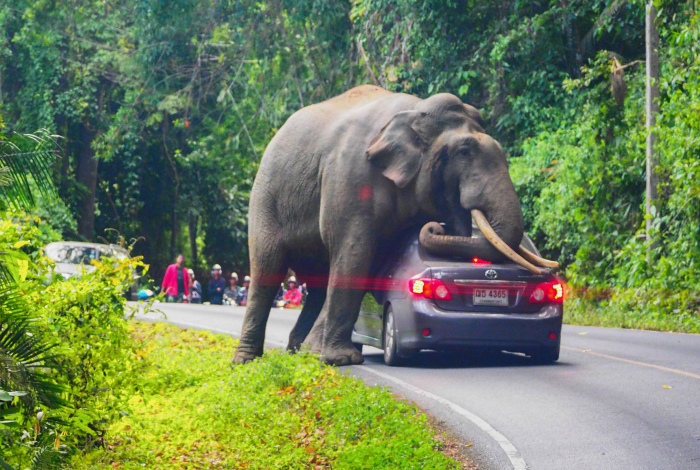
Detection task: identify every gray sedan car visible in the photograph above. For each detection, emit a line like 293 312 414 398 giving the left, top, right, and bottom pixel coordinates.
352 227 564 366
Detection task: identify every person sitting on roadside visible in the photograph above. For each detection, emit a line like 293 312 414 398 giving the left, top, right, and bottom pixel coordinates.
208 264 226 305
188 268 202 304
223 272 240 305
300 282 308 304
236 275 251 307
161 254 189 303
282 276 302 308
274 283 284 304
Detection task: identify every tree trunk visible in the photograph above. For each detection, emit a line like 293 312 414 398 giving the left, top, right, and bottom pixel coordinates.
76 123 98 240
189 212 198 270
645 2 660 253
76 83 107 241
162 119 180 260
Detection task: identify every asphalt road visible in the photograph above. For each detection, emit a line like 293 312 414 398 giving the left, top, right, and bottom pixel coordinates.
131 302 700 470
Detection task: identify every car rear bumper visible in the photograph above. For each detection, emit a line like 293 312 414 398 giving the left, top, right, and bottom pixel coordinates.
394 297 563 352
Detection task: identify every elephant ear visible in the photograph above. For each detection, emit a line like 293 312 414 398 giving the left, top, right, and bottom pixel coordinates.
366 110 427 188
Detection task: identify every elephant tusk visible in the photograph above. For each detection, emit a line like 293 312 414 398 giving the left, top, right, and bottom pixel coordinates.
517 245 559 269
471 209 542 274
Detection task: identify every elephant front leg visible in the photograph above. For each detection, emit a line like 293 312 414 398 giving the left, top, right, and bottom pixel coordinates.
304 242 373 366
233 244 286 364
233 281 281 364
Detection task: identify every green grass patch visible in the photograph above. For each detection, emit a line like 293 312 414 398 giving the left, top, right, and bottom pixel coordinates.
73 321 459 469
565 290 700 334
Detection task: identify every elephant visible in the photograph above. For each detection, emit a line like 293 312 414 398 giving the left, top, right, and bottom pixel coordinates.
233 85 557 366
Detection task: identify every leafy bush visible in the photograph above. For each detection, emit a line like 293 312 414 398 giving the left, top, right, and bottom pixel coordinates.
511 8 700 331
74 322 459 470
0 215 146 469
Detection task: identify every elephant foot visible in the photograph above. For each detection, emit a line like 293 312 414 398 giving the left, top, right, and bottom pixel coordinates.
287 339 303 353
232 347 262 365
320 345 364 367
302 331 324 355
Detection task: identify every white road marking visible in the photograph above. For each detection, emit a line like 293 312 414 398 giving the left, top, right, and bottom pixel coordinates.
356 365 528 470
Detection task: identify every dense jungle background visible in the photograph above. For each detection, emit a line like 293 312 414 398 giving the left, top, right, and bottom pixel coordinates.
2 0 700 326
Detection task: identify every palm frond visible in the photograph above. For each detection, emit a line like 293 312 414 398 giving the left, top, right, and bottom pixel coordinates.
0 259 15 290
0 166 10 188
581 0 628 56
0 248 31 290
0 129 59 211
0 284 66 419
0 456 15 470
29 445 67 470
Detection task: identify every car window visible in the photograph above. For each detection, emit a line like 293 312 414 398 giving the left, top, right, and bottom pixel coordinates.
46 245 100 265
416 225 543 262
521 234 540 255
471 225 541 256
109 246 130 260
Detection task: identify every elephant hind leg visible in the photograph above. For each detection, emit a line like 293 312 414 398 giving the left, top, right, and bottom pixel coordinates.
288 287 327 353
233 245 286 364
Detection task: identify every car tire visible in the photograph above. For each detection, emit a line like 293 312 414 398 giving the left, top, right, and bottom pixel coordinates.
383 307 404 366
530 344 560 364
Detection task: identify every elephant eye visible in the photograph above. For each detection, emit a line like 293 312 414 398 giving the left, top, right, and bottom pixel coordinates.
456 137 479 159
457 146 472 158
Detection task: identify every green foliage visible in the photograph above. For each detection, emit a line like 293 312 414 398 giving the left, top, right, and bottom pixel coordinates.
0 216 146 469
511 4 700 330
74 322 458 469
349 0 644 151
566 289 700 333
0 130 58 210
0 123 67 469
2 1 699 330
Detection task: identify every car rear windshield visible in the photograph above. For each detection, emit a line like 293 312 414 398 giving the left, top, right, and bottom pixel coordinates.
46 245 102 265
418 225 541 262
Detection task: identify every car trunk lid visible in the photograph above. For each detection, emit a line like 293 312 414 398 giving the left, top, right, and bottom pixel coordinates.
426 263 553 313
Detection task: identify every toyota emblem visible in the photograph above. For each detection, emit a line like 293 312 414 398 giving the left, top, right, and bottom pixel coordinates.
485 269 498 279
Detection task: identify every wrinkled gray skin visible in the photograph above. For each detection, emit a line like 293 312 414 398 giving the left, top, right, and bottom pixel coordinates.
233 85 525 366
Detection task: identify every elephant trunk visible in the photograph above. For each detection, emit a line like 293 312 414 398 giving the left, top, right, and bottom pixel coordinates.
420 175 557 273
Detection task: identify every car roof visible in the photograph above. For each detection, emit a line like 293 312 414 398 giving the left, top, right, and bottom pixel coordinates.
45 241 129 254
388 225 544 270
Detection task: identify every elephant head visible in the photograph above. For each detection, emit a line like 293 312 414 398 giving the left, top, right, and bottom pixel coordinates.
366 93 557 273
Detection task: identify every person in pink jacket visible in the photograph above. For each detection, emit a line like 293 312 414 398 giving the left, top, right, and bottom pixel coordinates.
282 276 302 308
161 254 190 302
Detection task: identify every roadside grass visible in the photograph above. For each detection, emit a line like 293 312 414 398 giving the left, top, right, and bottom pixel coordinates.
565 297 700 334
73 321 460 469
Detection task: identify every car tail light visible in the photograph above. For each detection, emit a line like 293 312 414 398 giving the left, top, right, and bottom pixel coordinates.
529 280 564 304
409 277 452 301
471 257 491 265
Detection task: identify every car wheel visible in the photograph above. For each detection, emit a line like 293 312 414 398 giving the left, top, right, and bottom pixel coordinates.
530 344 560 364
383 307 403 366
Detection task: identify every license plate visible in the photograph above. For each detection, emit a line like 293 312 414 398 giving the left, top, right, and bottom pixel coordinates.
473 288 509 306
